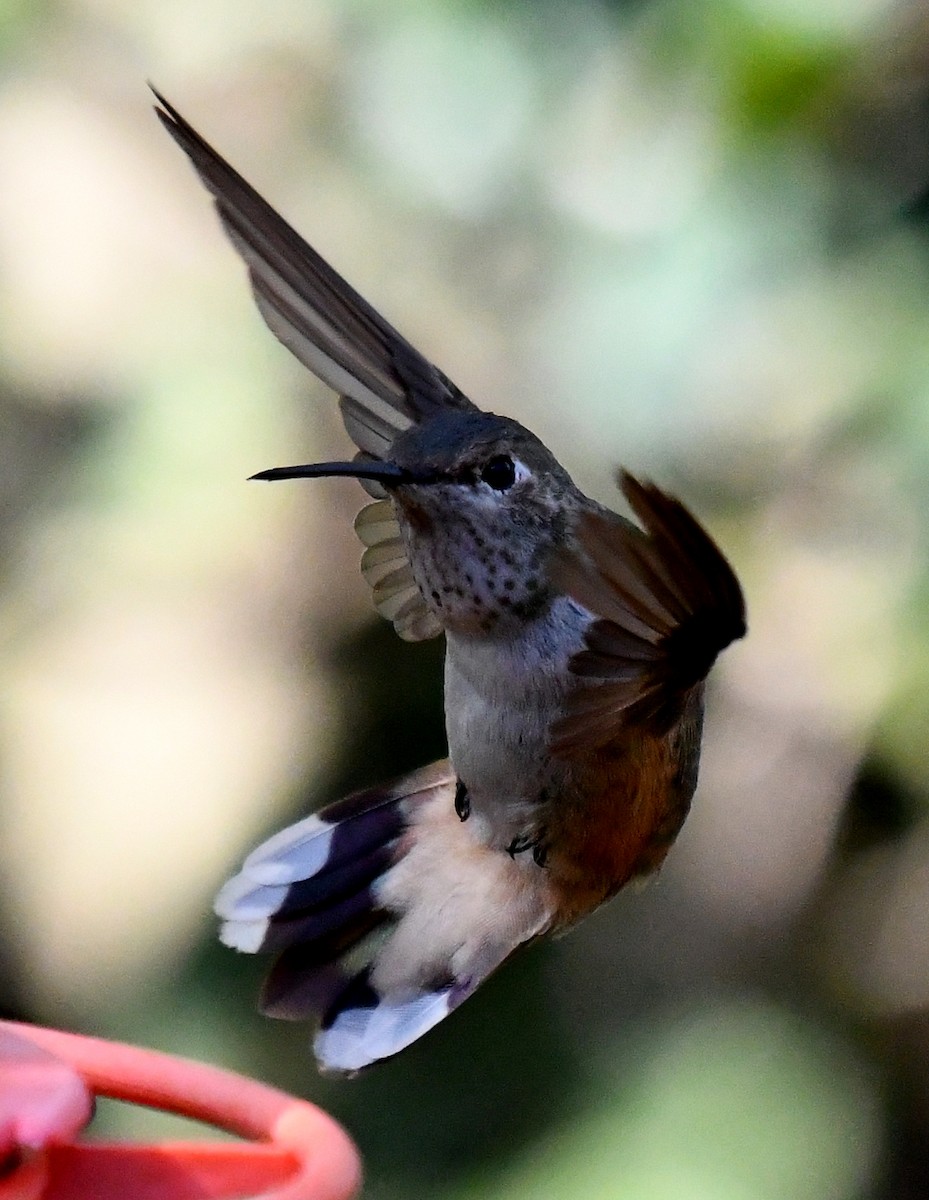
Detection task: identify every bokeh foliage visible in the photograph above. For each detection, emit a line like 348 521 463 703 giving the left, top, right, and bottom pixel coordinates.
2 1 929 1196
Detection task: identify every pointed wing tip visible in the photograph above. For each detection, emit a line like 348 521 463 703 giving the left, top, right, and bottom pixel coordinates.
150 85 181 134
151 89 209 169
616 467 673 523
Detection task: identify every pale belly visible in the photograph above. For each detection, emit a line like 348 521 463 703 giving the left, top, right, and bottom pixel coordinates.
443 595 590 850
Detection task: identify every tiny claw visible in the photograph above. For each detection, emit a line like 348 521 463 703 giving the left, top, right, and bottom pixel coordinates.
506 833 535 859
506 831 549 867
455 780 470 822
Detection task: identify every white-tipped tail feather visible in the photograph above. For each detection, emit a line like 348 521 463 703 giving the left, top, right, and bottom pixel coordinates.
316 985 463 1075
214 760 555 1073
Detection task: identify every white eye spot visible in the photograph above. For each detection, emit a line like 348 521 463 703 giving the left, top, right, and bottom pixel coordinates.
511 458 531 485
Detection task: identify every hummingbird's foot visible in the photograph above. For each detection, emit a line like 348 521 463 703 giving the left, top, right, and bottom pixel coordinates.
506 831 548 867
454 779 470 822
506 832 533 858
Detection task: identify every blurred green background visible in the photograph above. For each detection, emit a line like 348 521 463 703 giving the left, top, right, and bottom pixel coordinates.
3 0 929 1196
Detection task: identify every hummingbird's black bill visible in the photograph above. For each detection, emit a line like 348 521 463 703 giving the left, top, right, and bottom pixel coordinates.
249 460 438 486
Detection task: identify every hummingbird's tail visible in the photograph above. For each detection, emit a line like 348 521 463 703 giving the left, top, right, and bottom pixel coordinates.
215 760 553 1074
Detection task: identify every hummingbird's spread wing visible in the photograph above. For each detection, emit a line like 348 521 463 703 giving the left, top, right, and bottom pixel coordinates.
153 92 477 439
154 91 468 641
550 471 746 754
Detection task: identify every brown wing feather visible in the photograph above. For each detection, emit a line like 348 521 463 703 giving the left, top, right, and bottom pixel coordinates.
152 90 478 450
154 91 455 641
551 470 746 753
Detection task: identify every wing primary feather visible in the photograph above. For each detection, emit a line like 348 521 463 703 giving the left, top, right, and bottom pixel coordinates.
551 471 746 751
152 90 478 444
154 92 455 643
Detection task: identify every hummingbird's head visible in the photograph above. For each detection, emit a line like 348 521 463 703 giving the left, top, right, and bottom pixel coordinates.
389 410 573 500
250 410 583 633
384 411 582 632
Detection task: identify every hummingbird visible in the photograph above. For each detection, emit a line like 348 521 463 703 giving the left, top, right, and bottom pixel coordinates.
154 92 746 1074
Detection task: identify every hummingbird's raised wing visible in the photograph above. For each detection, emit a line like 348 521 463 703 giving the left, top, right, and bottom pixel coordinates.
154 91 476 640
550 472 746 754
153 91 477 443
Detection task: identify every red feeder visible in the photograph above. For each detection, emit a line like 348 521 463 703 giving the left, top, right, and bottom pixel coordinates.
0 1021 361 1200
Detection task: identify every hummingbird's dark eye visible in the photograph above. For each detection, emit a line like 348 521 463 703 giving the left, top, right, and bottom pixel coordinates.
480 455 517 491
